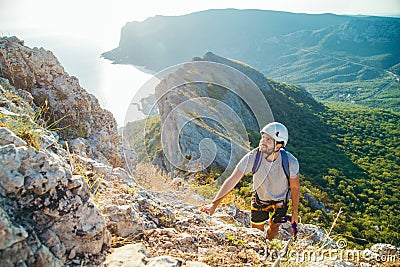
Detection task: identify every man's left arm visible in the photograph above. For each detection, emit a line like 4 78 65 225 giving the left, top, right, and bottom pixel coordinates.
290 175 300 225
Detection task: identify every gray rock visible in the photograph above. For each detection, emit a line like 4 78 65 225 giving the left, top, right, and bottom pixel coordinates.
101 243 149 267
0 206 28 250
0 114 110 265
305 258 354 267
103 204 143 237
146 256 183 267
0 127 27 147
370 243 398 255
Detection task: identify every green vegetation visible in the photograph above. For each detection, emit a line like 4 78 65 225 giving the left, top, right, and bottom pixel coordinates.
0 112 41 150
302 77 400 112
321 103 400 247
0 81 66 150
123 115 161 162
225 233 244 245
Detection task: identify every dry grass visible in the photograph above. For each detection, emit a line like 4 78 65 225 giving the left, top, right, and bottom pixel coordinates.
72 161 104 199
134 162 174 191
1 81 67 151
133 162 217 207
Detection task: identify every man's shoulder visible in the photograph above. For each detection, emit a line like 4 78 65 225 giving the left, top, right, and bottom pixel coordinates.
281 149 300 177
244 148 259 158
239 148 260 165
236 148 259 174
282 150 299 165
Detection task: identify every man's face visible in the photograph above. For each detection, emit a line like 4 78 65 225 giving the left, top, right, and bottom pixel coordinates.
259 133 276 154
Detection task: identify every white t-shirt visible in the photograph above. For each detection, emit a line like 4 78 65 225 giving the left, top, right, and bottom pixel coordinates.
236 149 299 201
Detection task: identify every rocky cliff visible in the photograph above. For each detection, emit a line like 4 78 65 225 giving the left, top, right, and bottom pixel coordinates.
0 36 134 266
124 51 320 180
152 53 274 180
0 37 136 169
1 36 398 267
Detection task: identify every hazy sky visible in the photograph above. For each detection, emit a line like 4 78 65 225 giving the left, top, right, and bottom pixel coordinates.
1 0 400 49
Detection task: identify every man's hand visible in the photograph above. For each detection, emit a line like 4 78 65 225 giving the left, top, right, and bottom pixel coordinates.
200 203 218 216
199 168 245 216
290 211 299 237
291 211 298 225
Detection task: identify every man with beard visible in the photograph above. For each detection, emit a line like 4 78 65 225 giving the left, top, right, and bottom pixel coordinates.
200 122 300 240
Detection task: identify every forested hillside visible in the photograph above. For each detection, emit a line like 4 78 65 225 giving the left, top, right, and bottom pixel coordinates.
322 103 399 246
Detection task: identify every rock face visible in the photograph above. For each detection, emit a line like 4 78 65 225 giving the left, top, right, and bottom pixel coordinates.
197 52 270 93
336 19 400 47
150 53 274 179
0 36 135 169
0 82 111 266
0 37 136 266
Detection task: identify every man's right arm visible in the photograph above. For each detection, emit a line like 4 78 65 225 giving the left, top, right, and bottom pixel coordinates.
200 167 245 215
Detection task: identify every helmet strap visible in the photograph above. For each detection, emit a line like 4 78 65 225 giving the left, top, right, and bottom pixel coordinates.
274 141 281 153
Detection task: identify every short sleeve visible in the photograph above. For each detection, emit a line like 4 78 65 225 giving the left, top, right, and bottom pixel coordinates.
287 152 300 178
236 151 254 175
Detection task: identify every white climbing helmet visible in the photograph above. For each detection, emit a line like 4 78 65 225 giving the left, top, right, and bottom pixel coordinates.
260 122 289 147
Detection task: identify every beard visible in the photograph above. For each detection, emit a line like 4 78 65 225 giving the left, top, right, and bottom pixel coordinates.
259 144 274 155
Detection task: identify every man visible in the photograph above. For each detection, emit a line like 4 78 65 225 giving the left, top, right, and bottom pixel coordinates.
200 122 300 240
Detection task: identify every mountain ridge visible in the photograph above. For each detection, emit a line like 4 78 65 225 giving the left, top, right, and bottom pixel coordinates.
103 8 354 70
103 8 400 112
